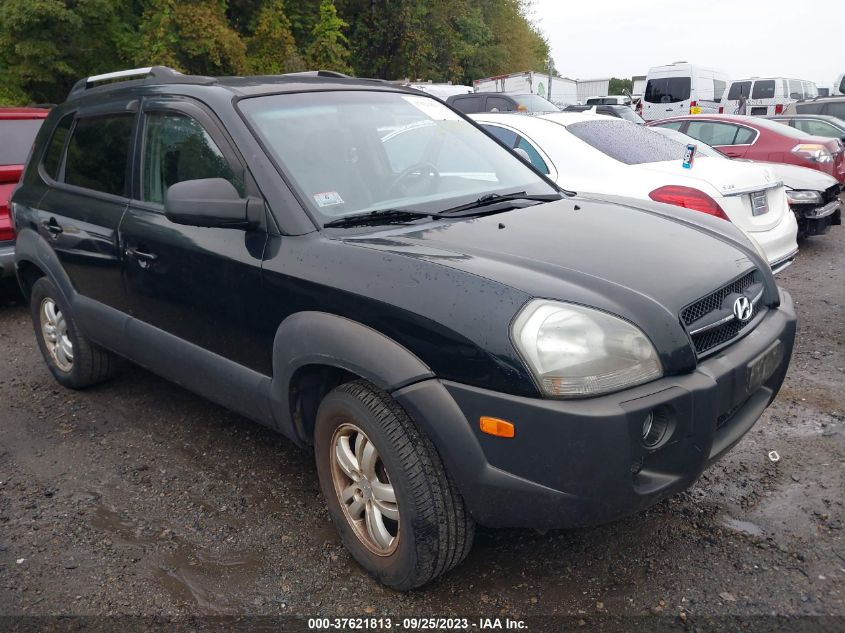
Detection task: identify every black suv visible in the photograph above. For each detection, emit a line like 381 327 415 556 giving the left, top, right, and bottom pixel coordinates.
446 92 559 114
12 67 796 589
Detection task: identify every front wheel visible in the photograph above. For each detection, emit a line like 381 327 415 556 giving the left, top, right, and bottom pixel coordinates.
314 380 474 590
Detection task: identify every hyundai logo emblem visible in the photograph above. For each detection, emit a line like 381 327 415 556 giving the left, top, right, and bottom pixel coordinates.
733 296 753 322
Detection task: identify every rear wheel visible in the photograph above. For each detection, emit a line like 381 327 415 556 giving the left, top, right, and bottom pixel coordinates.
314 380 474 589
29 277 119 389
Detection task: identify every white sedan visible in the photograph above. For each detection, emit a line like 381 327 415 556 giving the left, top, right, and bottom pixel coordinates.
471 112 799 273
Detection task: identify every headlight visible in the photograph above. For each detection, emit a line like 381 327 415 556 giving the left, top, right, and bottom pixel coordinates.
785 189 823 205
511 300 663 398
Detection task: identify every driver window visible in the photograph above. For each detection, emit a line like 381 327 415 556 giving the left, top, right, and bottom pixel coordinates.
142 111 241 204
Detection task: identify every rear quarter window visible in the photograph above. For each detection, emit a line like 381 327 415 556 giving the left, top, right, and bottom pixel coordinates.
42 114 73 179
566 119 686 165
0 119 44 165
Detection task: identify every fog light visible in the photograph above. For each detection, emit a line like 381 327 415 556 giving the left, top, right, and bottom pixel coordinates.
641 408 671 449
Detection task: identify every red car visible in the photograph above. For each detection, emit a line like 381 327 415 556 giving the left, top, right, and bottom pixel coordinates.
1 107 49 284
647 114 845 183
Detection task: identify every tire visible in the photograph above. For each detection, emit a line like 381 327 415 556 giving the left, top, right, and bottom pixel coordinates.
314 379 474 590
29 277 118 389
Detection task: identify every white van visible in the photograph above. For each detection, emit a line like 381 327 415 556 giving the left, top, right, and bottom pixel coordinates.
642 62 729 121
720 77 819 116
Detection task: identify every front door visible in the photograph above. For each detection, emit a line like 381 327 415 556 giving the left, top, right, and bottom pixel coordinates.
119 97 269 373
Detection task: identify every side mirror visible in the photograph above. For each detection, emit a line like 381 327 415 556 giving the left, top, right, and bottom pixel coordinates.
164 178 261 229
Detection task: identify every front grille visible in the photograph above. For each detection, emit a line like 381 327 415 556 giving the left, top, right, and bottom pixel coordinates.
681 270 762 356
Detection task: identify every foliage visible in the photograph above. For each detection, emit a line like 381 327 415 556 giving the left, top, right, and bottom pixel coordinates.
608 77 633 96
306 0 351 73
0 0 550 105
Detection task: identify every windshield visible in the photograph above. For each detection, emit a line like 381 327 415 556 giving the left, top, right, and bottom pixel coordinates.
644 77 692 104
239 91 556 223
513 94 560 112
565 119 699 165
0 119 43 165
649 126 725 157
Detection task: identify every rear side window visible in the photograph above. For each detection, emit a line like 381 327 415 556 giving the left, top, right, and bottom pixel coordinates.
514 135 549 174
450 96 482 114
0 119 43 165
686 121 751 146
826 102 845 119
644 77 691 104
793 119 840 138
566 120 687 164
142 111 239 204
788 80 802 99
796 102 825 114
42 114 73 179
713 79 726 100
483 125 518 147
752 80 776 99
486 97 515 112
64 114 133 196
727 81 751 100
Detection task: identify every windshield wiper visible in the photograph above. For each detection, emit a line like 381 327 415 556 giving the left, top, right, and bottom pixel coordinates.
437 191 564 217
323 208 433 228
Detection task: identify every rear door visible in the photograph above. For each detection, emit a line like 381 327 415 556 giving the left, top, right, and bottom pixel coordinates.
35 101 136 312
642 75 692 121
119 97 269 372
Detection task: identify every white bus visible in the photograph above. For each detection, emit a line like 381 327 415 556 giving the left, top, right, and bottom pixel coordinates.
641 62 729 121
720 77 818 116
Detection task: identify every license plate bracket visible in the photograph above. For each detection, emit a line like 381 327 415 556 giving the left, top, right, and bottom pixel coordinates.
747 340 783 393
751 190 770 216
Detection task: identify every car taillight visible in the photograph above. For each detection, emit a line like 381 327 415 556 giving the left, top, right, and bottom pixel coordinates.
775 104 784 114
0 200 15 241
792 143 833 164
648 185 730 221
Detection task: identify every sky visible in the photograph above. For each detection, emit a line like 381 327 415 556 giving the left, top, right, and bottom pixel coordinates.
530 0 845 87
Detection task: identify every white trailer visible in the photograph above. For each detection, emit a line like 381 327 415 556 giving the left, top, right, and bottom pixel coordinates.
472 71 577 107
632 75 646 96
576 78 611 103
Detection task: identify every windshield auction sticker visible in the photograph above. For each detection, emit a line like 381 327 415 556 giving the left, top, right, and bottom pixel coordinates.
313 191 345 207
402 95 462 121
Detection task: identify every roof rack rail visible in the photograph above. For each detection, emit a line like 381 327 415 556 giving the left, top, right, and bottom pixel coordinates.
281 70 353 79
67 66 214 99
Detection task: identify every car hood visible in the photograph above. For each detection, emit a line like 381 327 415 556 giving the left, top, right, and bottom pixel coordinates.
344 196 775 372
640 156 780 197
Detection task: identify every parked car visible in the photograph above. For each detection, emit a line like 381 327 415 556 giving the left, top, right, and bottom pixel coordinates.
13 67 796 589
563 104 644 123
783 95 845 119
651 126 842 239
647 115 845 183
720 77 818 116
642 62 730 121
472 112 798 272
0 107 49 285
767 114 845 142
446 92 559 114
472 71 577 108
585 95 631 106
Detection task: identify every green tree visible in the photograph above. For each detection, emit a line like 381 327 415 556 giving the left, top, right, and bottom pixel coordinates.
247 0 304 74
137 0 248 75
306 0 351 73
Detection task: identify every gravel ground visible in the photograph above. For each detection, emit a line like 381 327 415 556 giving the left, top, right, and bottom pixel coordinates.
0 224 843 631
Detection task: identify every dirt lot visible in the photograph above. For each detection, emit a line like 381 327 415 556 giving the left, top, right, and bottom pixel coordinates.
0 225 843 631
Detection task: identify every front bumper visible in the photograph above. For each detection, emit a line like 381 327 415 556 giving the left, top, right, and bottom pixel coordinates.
0 241 15 278
792 197 842 237
394 290 796 529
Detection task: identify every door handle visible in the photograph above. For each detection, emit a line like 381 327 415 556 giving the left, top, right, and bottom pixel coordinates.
125 246 159 268
42 218 63 235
